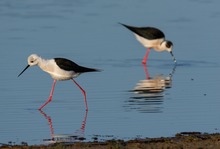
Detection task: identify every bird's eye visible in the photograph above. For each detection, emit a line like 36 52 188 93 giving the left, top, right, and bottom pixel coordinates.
30 60 34 63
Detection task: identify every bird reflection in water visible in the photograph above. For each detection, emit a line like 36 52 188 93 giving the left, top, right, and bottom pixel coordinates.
127 64 176 113
39 110 88 144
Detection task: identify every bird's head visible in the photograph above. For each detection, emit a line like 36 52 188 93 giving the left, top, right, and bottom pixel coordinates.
18 54 41 77
28 54 40 66
161 40 173 53
161 40 176 63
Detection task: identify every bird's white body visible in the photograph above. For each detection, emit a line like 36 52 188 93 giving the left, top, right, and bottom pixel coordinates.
134 34 170 52
34 57 80 81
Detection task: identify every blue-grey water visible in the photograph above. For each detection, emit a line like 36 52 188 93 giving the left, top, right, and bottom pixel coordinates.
1 0 220 145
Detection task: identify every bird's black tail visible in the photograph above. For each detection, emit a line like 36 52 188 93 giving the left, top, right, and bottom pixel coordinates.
119 23 137 33
77 65 101 73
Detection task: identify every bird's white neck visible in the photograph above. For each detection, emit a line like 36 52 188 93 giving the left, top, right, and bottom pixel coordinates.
37 57 50 72
154 41 168 51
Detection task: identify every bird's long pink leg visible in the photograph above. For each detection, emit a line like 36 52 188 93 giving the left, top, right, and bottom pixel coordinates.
72 79 88 111
38 80 56 110
142 48 151 64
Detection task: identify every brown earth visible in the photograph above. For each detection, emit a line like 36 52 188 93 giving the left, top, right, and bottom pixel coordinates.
1 132 220 149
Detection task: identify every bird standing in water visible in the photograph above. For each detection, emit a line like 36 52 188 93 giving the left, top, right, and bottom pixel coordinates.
18 54 100 111
120 23 176 64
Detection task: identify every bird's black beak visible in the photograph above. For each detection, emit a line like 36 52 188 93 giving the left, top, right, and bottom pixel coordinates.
170 51 177 63
18 65 30 77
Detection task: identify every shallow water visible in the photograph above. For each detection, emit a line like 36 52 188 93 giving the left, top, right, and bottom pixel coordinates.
1 0 220 145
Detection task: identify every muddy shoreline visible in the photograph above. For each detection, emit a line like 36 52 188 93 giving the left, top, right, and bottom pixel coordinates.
1 132 220 149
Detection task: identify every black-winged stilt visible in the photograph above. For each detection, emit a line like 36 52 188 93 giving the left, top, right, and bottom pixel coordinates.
18 54 100 111
120 23 176 64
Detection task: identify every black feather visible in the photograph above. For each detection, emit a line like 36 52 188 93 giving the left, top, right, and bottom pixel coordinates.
54 58 99 73
120 23 165 40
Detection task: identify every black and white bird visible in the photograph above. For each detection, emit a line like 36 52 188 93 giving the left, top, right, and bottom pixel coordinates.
120 23 176 64
18 54 100 111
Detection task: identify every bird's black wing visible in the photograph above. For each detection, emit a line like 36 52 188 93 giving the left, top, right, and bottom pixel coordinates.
54 58 98 73
120 23 165 40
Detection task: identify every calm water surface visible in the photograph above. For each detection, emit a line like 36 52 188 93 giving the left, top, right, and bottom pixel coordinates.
1 0 220 145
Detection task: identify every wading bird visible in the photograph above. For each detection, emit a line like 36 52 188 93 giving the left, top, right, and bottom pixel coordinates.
18 54 100 111
120 23 176 64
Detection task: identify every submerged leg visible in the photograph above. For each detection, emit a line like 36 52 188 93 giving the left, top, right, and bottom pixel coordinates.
72 79 88 111
38 80 56 110
142 63 150 80
142 48 151 64
38 109 54 138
